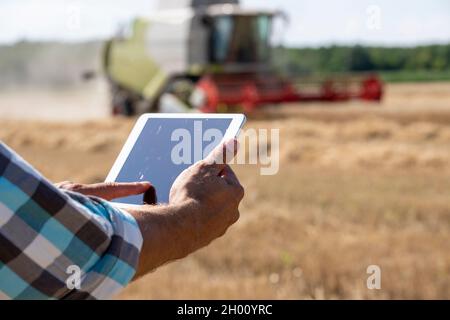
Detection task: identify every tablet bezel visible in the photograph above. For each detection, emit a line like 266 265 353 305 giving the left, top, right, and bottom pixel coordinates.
105 113 246 205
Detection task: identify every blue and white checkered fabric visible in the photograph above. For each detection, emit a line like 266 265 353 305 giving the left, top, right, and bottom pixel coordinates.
0 142 142 300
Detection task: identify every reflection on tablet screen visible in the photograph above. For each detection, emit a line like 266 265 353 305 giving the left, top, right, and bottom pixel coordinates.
113 118 232 204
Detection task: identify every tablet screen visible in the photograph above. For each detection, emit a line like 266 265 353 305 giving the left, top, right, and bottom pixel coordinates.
112 117 233 204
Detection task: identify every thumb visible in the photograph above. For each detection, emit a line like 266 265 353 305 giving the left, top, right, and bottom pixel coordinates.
203 138 239 171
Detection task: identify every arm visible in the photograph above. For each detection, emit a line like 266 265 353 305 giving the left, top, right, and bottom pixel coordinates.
54 139 244 281
125 203 198 278
53 187 200 277
0 142 148 299
57 159 243 281
0 137 243 299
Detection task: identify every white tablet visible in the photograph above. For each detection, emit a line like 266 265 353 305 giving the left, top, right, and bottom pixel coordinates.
106 113 246 205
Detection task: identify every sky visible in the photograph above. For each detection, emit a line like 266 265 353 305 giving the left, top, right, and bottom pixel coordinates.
0 0 449 47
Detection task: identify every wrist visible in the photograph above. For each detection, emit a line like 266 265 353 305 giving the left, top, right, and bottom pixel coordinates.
168 199 203 256
126 200 201 279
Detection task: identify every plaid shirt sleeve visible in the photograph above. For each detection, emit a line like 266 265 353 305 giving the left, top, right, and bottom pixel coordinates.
0 142 143 300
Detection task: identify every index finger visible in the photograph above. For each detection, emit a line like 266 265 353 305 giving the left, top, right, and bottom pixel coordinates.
82 182 152 200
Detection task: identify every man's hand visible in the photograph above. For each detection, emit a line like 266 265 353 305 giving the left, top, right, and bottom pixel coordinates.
169 138 244 250
126 139 244 279
55 181 152 201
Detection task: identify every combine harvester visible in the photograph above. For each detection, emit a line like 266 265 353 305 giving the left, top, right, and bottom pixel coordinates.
103 0 383 115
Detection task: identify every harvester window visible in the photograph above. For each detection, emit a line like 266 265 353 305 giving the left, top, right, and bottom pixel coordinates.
212 16 233 63
210 15 272 65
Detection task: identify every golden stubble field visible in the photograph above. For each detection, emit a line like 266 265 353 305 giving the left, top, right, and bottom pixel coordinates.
1 82 450 299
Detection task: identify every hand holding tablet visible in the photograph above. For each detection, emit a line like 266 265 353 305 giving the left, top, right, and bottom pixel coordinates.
123 132 245 277
106 113 246 205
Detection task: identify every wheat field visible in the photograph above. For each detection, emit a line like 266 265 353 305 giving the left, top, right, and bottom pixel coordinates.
0 82 449 299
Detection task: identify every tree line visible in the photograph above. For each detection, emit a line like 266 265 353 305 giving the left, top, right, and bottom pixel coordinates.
276 44 450 76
